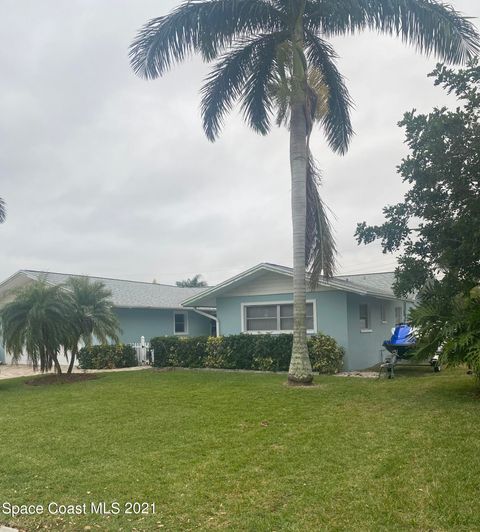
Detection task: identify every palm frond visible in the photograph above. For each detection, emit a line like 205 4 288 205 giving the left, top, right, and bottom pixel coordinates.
0 197 5 223
66 276 120 347
241 33 286 135
306 0 480 64
306 152 337 286
305 32 353 154
0 279 74 371
129 0 282 79
201 33 285 140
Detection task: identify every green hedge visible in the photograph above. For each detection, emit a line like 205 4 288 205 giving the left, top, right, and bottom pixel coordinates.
150 334 344 374
77 344 137 370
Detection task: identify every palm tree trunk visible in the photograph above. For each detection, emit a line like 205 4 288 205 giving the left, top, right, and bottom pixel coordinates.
52 352 62 374
288 10 313 385
67 346 77 374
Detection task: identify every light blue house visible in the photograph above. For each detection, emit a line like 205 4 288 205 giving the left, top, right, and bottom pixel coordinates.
182 263 414 370
0 264 414 370
0 270 215 365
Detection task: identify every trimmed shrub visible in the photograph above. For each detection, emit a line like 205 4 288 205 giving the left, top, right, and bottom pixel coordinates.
251 334 292 371
150 333 344 374
77 344 137 370
203 336 235 369
308 334 345 374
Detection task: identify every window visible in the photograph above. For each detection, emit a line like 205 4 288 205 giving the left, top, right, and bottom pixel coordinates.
380 303 387 323
174 312 187 334
395 306 403 324
359 304 369 330
244 302 315 333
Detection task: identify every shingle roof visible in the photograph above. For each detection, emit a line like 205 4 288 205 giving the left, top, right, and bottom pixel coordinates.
20 270 208 309
335 272 396 296
263 263 397 297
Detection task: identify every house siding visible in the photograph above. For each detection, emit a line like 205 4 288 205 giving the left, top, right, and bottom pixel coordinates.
217 291 414 371
345 294 413 370
217 291 349 357
114 308 212 343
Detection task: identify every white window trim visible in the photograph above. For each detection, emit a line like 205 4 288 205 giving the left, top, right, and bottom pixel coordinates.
359 303 370 331
380 303 387 324
173 311 188 335
241 300 317 334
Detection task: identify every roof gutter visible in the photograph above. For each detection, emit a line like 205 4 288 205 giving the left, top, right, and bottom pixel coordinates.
191 308 220 337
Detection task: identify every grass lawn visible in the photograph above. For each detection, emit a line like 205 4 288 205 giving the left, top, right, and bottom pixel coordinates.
0 368 479 531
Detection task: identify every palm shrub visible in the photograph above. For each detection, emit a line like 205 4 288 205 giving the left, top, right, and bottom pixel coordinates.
130 0 479 385
412 283 480 380
0 279 73 373
64 277 120 373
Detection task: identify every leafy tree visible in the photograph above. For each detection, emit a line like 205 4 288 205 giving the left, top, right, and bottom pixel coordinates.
356 61 480 378
64 277 120 374
0 279 72 373
130 0 479 384
176 274 208 288
0 197 5 224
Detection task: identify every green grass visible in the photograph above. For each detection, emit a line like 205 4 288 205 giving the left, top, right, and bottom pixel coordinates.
0 368 479 531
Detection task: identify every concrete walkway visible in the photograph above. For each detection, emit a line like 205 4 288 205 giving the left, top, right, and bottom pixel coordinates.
0 364 149 380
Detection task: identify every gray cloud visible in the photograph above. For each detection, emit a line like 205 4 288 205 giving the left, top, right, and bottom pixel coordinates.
0 0 478 285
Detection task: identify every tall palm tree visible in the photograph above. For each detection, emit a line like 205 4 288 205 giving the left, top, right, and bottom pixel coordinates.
130 0 479 384
0 279 72 373
0 197 6 224
64 276 120 373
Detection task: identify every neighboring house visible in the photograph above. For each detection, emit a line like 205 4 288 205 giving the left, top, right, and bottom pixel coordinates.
183 263 415 370
0 264 414 370
0 270 215 365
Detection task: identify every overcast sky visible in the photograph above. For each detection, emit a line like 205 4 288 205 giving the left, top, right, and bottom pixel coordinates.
0 0 478 286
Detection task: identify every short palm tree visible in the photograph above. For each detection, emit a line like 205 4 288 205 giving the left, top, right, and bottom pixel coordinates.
130 0 479 384
176 274 208 287
0 279 72 373
64 277 120 373
0 197 6 223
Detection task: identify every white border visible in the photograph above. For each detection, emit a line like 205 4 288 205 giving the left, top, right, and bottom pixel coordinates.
240 300 317 334
173 311 189 335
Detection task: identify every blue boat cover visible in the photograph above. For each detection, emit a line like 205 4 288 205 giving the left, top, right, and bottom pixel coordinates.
389 324 415 346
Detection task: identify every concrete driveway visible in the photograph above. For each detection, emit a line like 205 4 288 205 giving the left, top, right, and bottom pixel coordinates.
0 364 148 379
0 364 50 379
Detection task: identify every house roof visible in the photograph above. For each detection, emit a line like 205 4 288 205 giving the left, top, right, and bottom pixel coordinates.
182 263 410 307
335 272 397 295
0 270 209 310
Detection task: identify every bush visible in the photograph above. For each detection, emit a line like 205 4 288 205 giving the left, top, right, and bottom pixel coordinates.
203 336 235 369
77 344 137 370
308 334 345 374
150 333 343 374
